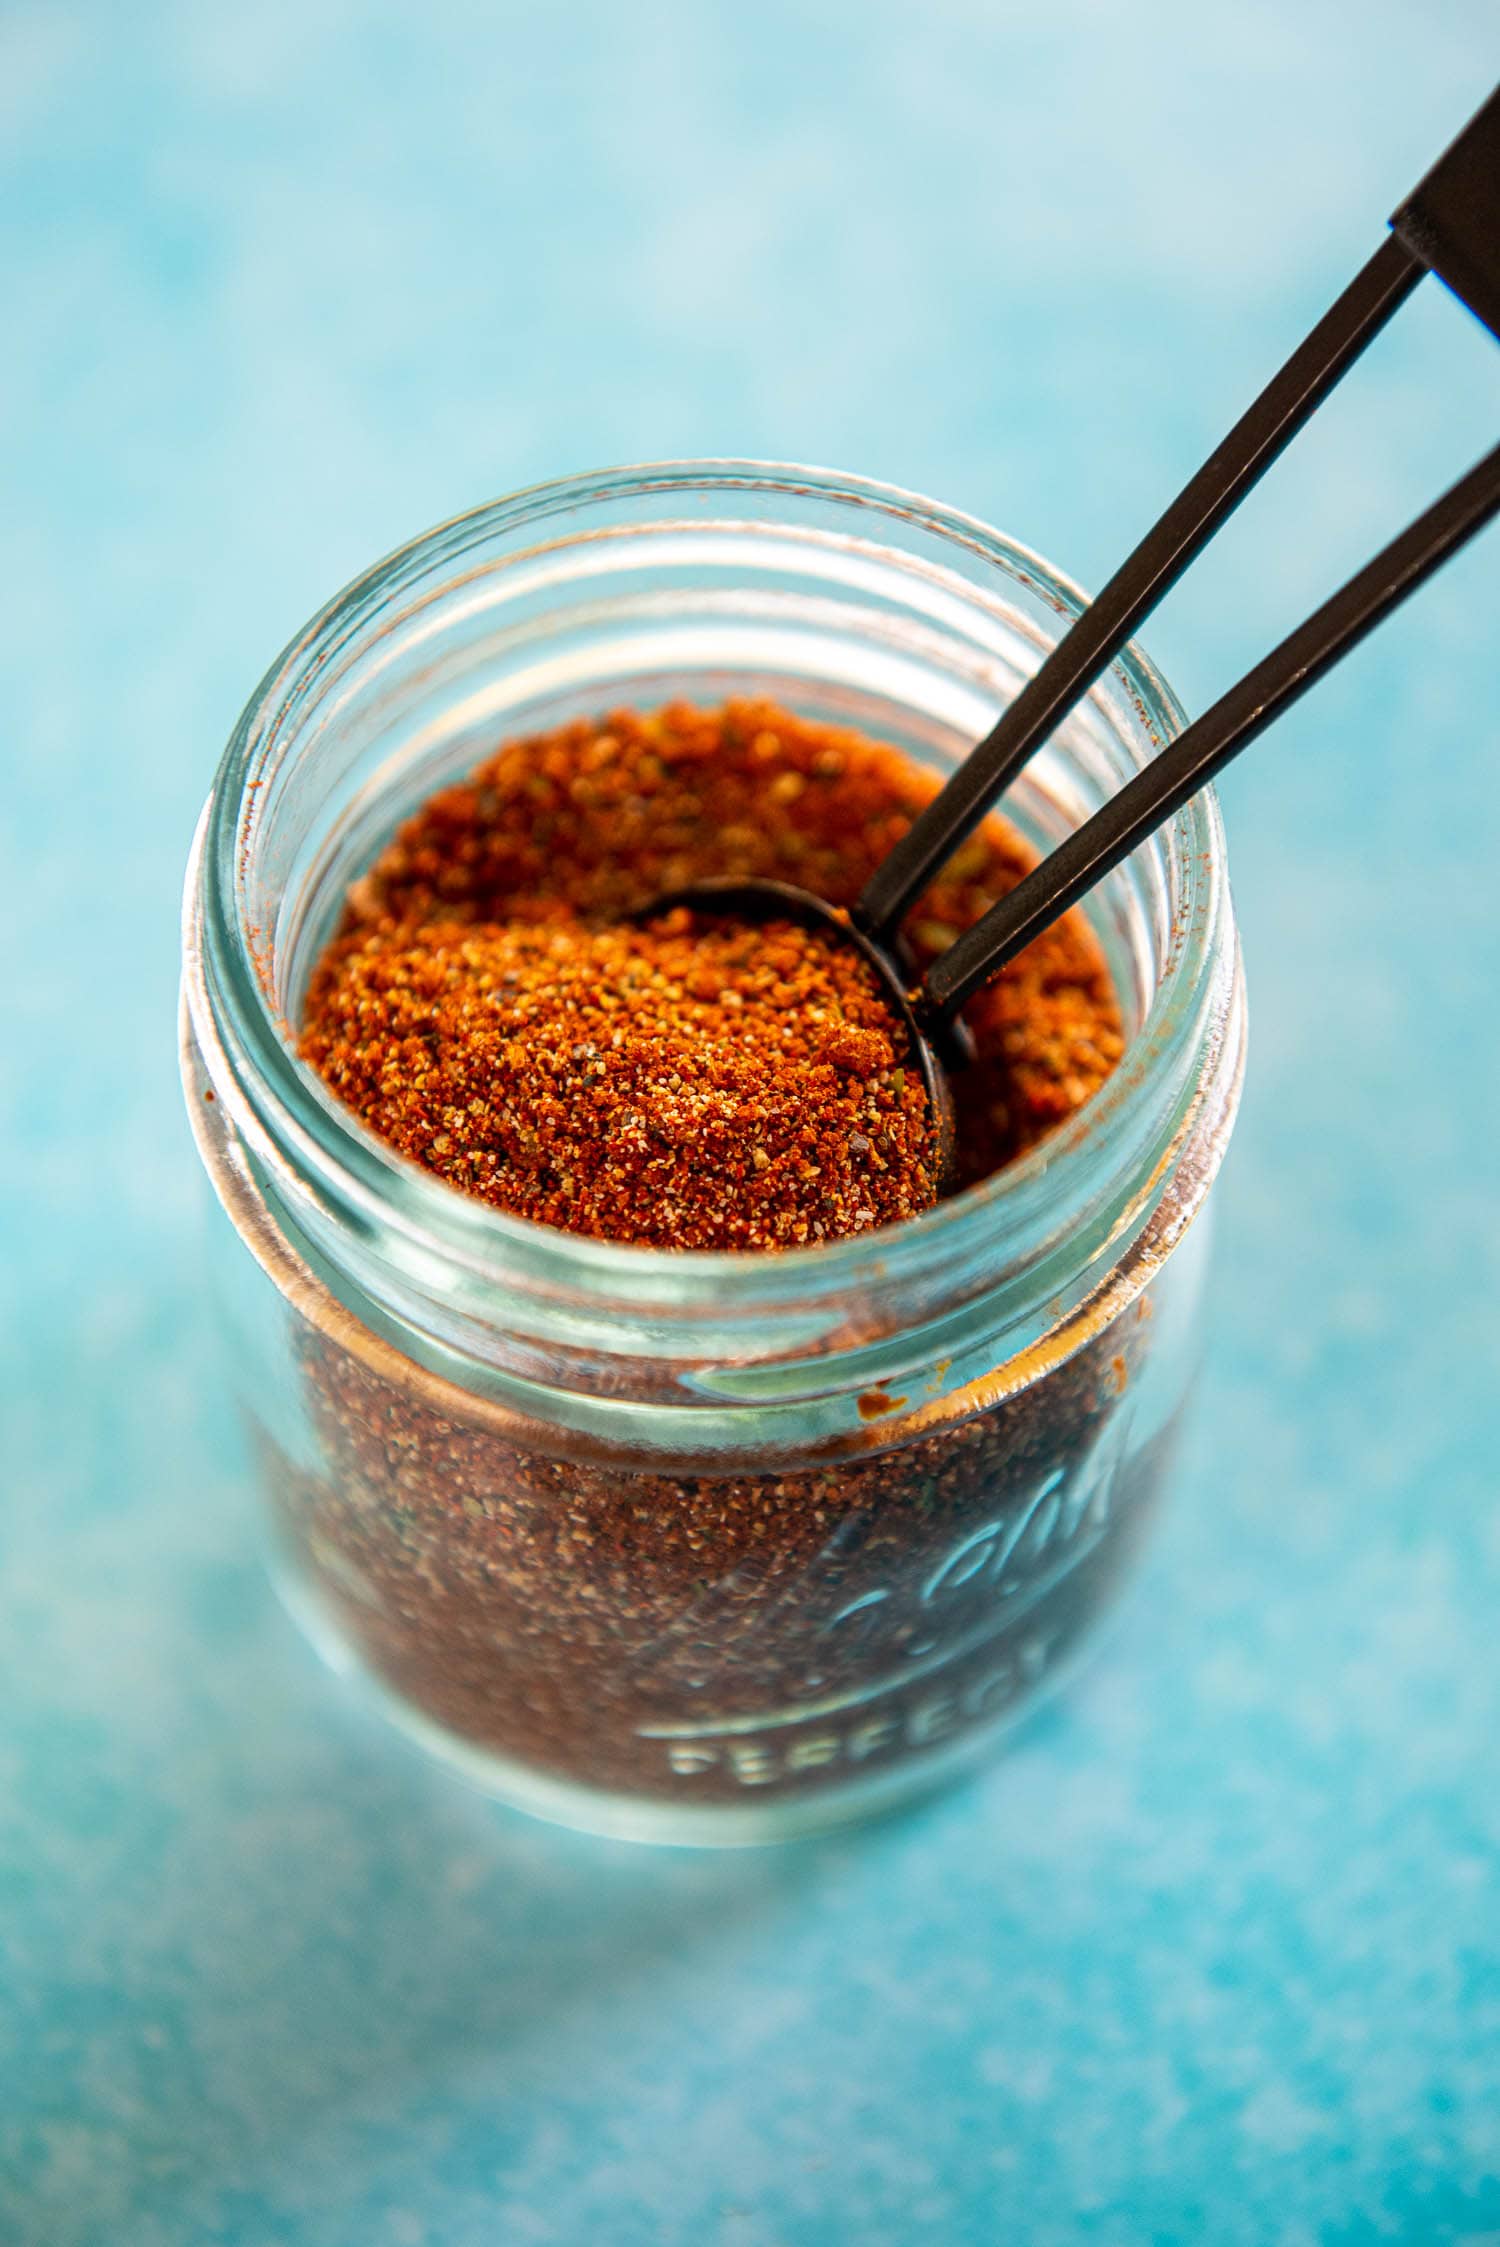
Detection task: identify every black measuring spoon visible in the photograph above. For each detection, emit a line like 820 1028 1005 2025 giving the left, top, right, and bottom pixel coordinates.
642 85 1500 1188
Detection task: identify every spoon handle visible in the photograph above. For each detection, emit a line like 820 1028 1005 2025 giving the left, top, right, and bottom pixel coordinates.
853 231 1420 942
857 81 1500 949
921 440 1500 1024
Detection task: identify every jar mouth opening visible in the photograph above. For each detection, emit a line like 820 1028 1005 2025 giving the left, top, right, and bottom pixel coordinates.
186 459 1230 1330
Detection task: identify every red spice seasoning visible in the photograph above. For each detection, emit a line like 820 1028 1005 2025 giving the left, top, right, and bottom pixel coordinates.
301 698 1125 1237
260 698 1159 1817
302 908 939 1250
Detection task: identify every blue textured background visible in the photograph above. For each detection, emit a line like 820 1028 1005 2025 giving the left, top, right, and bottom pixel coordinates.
4 6 1499 2242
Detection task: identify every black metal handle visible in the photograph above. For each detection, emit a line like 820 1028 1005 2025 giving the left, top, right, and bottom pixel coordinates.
1392 81 1500 341
853 232 1421 942
857 82 1500 961
922 443 1500 1021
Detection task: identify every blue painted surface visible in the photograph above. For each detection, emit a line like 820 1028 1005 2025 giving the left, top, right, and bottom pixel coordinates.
3 5 1499 2241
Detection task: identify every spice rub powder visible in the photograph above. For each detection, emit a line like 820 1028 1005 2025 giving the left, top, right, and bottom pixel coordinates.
300 698 1126 1247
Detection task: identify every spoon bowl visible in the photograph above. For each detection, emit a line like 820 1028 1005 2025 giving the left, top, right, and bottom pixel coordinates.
633 91 1500 1214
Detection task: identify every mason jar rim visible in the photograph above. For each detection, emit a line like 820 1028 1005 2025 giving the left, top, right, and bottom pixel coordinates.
182 458 1233 1351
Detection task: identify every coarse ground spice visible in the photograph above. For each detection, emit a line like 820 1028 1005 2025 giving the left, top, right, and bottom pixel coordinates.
251 697 1192 1821
301 908 939 1250
299 698 1126 1238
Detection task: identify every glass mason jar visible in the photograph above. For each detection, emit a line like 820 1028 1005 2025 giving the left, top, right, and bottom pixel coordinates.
180 462 1246 1845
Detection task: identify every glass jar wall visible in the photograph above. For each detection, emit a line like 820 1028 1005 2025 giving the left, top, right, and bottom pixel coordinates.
181 463 1246 1844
